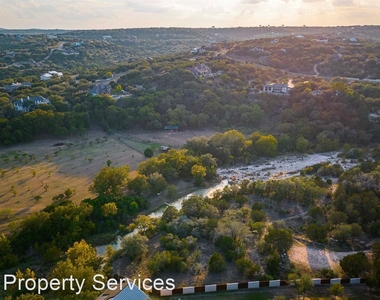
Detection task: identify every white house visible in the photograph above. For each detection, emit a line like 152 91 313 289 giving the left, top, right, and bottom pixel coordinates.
40 71 63 81
263 83 291 94
13 96 50 112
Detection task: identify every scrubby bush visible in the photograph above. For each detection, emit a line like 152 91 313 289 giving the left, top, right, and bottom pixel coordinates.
208 252 226 272
144 148 154 158
235 258 260 279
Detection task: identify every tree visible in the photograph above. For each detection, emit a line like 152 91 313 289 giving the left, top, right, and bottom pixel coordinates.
306 223 327 243
296 136 311 153
208 252 226 272
251 210 267 222
254 135 278 157
104 71 113 79
121 234 148 261
329 283 344 299
298 275 313 300
340 252 371 277
365 275 378 293
265 251 281 277
148 251 172 275
167 184 178 199
127 174 149 195
191 164 207 186
0 233 18 270
51 240 103 297
235 258 260 279
144 148 154 158
134 215 156 235
101 202 118 217
161 206 179 223
264 227 293 253
89 165 130 196
147 172 167 193
66 240 101 269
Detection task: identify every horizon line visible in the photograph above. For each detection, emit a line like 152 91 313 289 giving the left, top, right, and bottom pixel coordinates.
1 24 380 31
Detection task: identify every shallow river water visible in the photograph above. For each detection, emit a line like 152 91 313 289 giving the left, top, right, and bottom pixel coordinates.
96 151 356 255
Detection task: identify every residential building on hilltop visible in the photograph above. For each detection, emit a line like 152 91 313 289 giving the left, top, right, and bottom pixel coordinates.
13 96 50 112
5 82 32 92
89 84 112 96
263 83 291 94
40 71 63 81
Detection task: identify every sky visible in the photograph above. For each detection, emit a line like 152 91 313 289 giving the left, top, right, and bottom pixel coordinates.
0 0 379 29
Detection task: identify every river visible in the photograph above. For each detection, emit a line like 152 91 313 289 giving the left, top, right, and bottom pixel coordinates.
95 151 356 255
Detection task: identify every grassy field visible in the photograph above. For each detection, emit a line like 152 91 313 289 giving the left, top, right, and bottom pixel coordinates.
0 130 145 232
0 128 218 233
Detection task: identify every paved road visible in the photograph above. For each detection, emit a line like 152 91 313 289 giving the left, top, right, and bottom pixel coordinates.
40 41 65 62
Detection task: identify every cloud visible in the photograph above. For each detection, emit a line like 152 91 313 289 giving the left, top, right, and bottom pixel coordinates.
125 0 175 13
302 0 325 2
201 5 227 15
241 0 268 4
331 0 354 6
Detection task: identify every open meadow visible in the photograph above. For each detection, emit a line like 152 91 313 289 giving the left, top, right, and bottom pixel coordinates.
0 129 218 232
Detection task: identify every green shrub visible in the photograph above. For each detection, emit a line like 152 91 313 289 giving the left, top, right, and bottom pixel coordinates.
209 252 226 272
236 258 260 279
144 148 154 158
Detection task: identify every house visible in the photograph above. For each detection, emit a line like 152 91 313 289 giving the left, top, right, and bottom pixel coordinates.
263 83 291 94
40 71 63 80
13 96 50 112
62 49 79 55
312 90 323 96
97 280 150 300
5 82 32 92
187 64 213 77
329 53 342 61
314 39 329 43
88 84 112 96
103 36 112 40
5 51 15 57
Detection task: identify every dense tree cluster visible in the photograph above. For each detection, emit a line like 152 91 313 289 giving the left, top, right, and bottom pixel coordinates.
0 109 90 145
185 130 278 164
137 149 217 184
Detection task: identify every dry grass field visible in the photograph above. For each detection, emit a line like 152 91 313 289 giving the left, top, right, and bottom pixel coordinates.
0 128 218 232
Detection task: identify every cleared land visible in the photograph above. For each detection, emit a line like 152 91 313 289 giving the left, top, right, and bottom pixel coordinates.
0 129 218 232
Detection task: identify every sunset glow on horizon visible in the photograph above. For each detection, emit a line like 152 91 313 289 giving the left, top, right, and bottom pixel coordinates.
0 0 379 30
